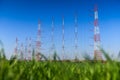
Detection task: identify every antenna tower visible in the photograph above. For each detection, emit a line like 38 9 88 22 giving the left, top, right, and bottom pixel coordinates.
94 5 102 60
62 16 65 60
20 43 24 60
51 17 55 58
35 20 41 60
28 37 32 60
14 37 18 57
24 37 28 60
74 14 78 59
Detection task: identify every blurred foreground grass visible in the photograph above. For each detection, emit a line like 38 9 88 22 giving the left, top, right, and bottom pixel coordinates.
0 41 120 80
0 58 120 80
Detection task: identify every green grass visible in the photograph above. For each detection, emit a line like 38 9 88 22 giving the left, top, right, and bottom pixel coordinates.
0 41 120 80
0 59 120 80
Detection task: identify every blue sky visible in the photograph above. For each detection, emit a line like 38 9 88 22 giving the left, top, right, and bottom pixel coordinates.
0 0 120 59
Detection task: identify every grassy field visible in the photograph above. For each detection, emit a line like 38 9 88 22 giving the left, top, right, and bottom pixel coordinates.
0 58 120 80
0 43 120 80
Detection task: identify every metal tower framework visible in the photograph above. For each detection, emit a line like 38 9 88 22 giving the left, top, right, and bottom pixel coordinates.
35 20 42 60
28 37 32 60
51 17 55 57
24 37 28 60
14 37 18 56
74 14 78 59
20 43 24 60
94 5 102 60
62 16 65 60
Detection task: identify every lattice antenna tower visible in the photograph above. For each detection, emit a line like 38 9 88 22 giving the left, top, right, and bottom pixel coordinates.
35 20 41 60
14 37 18 57
24 37 28 60
62 16 65 60
20 43 24 60
51 17 55 58
74 14 79 59
28 37 32 60
94 5 102 60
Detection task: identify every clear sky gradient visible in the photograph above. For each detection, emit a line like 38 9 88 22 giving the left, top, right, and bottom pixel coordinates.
0 0 120 59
